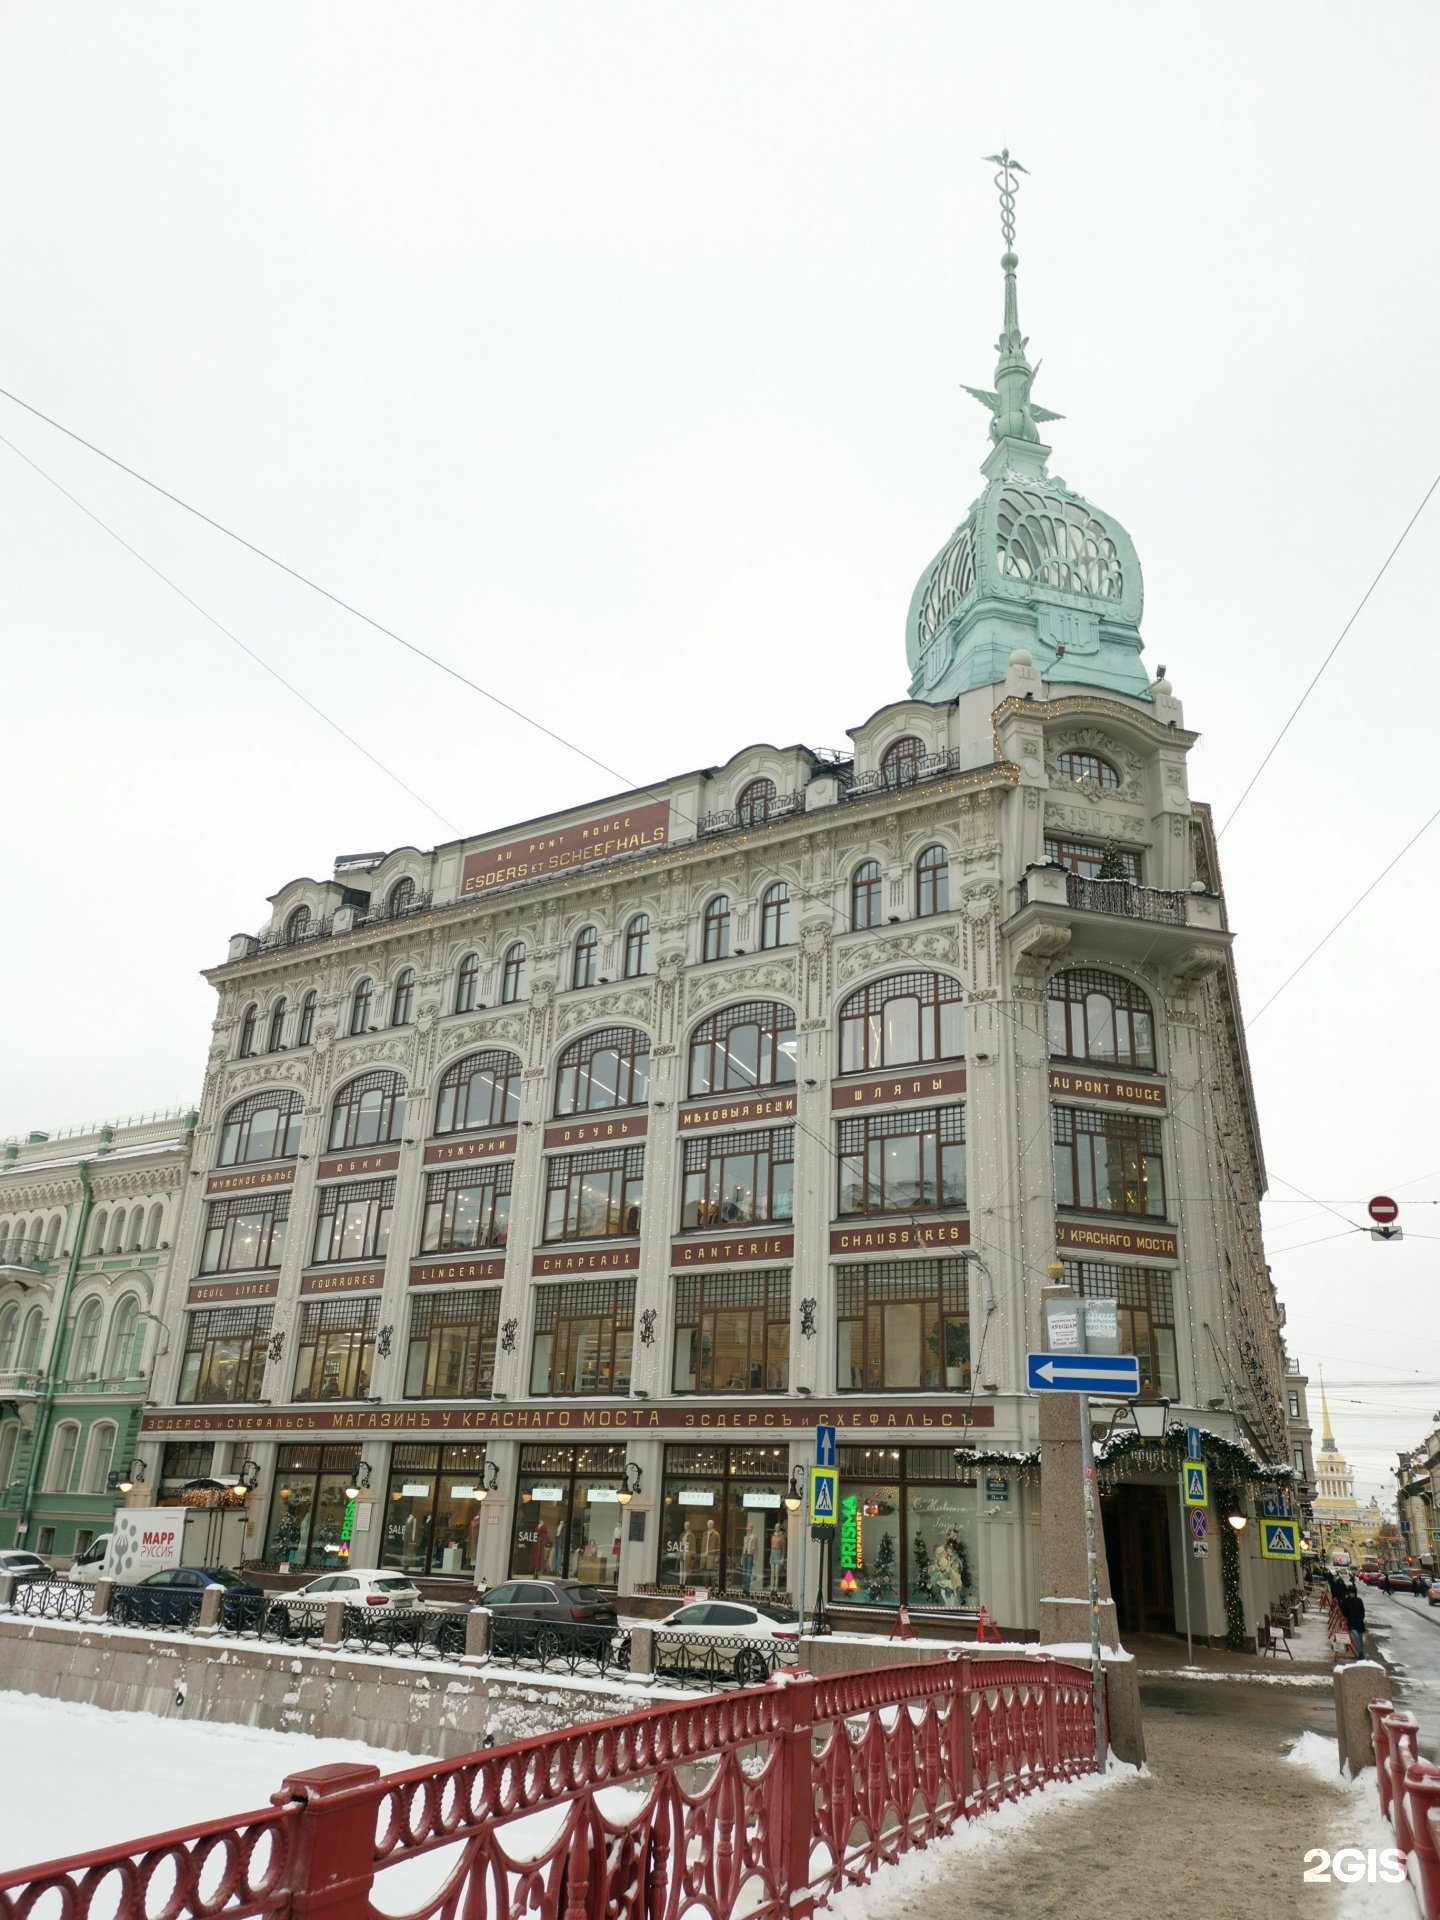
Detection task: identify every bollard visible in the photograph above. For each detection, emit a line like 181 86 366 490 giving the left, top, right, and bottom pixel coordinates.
0 1572 16 1612
1333 1662 1391 1774
195 1584 225 1636
627 1624 654 1680
322 1600 347 1649
89 1579 113 1622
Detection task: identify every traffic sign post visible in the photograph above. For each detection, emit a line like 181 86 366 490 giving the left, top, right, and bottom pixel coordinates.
1183 1463 1208 1507
1260 1519 1301 1561
808 1465 837 1635
1186 1427 1203 1462
1369 1196 1402 1242
1026 1352 1141 1397
815 1425 836 1469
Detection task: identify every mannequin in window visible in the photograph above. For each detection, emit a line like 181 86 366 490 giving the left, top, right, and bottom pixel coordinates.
741 1521 758 1593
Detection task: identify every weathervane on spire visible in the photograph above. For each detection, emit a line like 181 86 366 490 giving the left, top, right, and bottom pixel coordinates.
963 147 1062 457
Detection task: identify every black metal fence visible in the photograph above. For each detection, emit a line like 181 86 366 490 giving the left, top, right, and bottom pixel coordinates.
11 1579 92 1621
484 1615 631 1678
651 1633 793 1689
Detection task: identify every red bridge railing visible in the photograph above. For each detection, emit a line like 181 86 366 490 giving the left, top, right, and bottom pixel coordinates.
0 1654 1100 1920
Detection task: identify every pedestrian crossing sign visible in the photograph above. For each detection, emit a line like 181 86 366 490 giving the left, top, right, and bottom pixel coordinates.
1183 1463 1208 1507
809 1466 838 1526
1260 1520 1300 1561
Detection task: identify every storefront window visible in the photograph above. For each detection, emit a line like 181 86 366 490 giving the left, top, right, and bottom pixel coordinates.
381 1442 491 1577
404 1288 500 1399
529 1279 634 1396
200 1194 289 1274
1063 1260 1178 1399
658 1445 791 1599
177 1305 273 1404
420 1165 512 1253
510 1444 627 1586
1052 1107 1166 1218
832 1447 978 1609
680 1128 792 1230
836 1107 965 1215
292 1297 377 1401
543 1146 644 1241
835 1259 970 1393
310 1179 393 1265
672 1269 789 1393
263 1445 363 1569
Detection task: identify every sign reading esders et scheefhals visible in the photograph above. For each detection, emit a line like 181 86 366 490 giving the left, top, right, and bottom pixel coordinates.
461 802 670 897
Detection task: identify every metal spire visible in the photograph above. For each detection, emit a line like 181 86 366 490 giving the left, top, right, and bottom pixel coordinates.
1318 1369 1338 1451
963 148 1063 454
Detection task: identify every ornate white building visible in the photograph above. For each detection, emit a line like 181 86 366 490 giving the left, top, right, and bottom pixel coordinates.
139 164 1294 1640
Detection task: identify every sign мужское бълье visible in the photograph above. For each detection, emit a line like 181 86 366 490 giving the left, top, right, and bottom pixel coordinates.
461 802 670 897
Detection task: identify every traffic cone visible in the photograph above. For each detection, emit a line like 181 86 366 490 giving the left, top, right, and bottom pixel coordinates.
889 1603 916 1641
975 1606 1003 1644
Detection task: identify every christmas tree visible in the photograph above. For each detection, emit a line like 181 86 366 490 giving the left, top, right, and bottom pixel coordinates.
868 1531 897 1601
911 1529 934 1601
1097 840 1129 880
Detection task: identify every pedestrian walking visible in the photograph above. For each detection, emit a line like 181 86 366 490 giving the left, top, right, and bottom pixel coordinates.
1339 1583 1366 1660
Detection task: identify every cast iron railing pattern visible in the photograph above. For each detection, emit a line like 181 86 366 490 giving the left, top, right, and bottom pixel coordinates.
12 1578 91 1621
1064 874 1187 923
0 1654 1101 1920
483 1615 631 1677
651 1632 790 1689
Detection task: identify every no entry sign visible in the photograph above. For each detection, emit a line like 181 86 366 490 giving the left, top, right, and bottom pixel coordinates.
1368 1196 1399 1225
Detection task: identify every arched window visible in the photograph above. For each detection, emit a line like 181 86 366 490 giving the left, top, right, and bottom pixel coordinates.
0 1422 19 1494
46 1215 64 1257
350 978 374 1035
881 736 924 789
297 990 318 1047
455 953 481 1013
737 779 776 828
83 1422 118 1495
839 971 964 1074
623 915 651 979
108 1296 142 1378
688 1000 797 1096
391 968 416 1027
500 943 526 1004
88 1211 108 1256
572 927 598 990
218 1090 303 1166
109 1211 127 1254
555 1027 651 1116
1055 750 1120 790
19 1308 45 1371
760 881 790 950
267 998 288 1052
0 1223 9 1261
1047 968 1156 1071
388 877 417 915
329 1071 406 1151
434 1050 522 1135
237 1004 258 1058
851 861 883 930
0 1304 19 1370
71 1299 103 1378
145 1203 164 1248
916 845 949 918
47 1422 80 1493
127 1210 145 1252
702 896 731 963
284 905 312 945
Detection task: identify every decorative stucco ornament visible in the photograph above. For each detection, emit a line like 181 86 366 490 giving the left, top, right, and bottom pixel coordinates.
905 150 1149 704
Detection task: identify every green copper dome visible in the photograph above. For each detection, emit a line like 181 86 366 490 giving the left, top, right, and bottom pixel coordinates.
906 154 1150 703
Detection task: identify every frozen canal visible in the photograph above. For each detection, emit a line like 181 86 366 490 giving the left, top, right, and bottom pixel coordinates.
0 1692 414 1874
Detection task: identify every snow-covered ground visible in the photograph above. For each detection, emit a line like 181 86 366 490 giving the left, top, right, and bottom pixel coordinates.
0 1692 414 1873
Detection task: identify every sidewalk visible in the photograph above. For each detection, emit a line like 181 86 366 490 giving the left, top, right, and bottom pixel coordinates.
858 1659 1356 1919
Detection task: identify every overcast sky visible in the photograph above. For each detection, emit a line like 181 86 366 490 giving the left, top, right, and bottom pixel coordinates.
2 6 1437 1501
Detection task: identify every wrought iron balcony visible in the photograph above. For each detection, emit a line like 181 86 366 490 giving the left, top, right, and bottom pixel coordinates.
0 1236 51 1277
697 792 805 838
1064 873 1189 925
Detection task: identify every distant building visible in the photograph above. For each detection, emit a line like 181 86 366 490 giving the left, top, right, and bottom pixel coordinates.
1397 1430 1438 1570
1284 1359 1316 1534
0 1113 195 1564
1311 1374 1360 1557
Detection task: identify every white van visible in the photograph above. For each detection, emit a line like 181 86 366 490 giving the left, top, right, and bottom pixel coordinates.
68 1533 112 1585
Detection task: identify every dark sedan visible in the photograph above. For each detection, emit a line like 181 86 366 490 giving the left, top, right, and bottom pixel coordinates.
479 1579 618 1660
110 1566 264 1629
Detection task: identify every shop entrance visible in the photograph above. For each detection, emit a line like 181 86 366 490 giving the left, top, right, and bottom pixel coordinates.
1102 1484 1176 1635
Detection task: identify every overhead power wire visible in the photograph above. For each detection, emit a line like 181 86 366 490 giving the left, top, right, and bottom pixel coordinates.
1248 798 1440 1023
0 431 460 834
1219 470 1440 837
0 386 647 807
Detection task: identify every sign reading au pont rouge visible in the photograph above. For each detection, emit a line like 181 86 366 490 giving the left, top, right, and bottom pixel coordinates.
1047 1068 1166 1110
461 802 670 898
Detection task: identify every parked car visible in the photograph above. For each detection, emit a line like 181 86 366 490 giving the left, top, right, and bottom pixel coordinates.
0 1549 52 1584
267 1571 422 1622
110 1567 263 1628
654 1599 801 1687
480 1579 619 1662
68 1534 112 1585
1427 1580 1440 1607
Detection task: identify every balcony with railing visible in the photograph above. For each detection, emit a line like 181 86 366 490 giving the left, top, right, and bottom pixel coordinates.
1063 872 1189 924
1005 861 1229 970
0 1236 52 1278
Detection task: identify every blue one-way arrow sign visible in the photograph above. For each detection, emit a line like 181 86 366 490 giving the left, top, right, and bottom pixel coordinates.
1026 1351 1141 1397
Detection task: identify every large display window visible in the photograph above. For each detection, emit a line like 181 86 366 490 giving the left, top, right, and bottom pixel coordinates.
830 1446 978 1610
510 1444 627 1586
381 1442 492 1577
658 1445 791 1599
263 1445 363 1569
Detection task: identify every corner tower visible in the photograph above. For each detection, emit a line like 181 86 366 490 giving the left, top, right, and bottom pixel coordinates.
906 152 1148 703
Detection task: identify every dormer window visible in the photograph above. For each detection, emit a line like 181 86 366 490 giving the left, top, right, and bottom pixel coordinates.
1055 750 1120 790
736 779 775 828
388 878 417 915
881 737 923 790
284 906 311 945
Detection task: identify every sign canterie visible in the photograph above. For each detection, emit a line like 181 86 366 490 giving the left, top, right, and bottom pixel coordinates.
461 802 670 898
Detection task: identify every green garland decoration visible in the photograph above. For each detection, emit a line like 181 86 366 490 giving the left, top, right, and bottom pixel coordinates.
1218 1491 1247 1650
1095 1422 1295 1490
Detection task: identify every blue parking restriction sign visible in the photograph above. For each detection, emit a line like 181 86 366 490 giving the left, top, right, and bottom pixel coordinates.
1260 1519 1300 1561
809 1466 838 1526
1183 1463 1208 1507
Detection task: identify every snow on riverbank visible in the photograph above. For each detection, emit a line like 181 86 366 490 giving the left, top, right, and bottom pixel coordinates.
0 1692 413 1873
